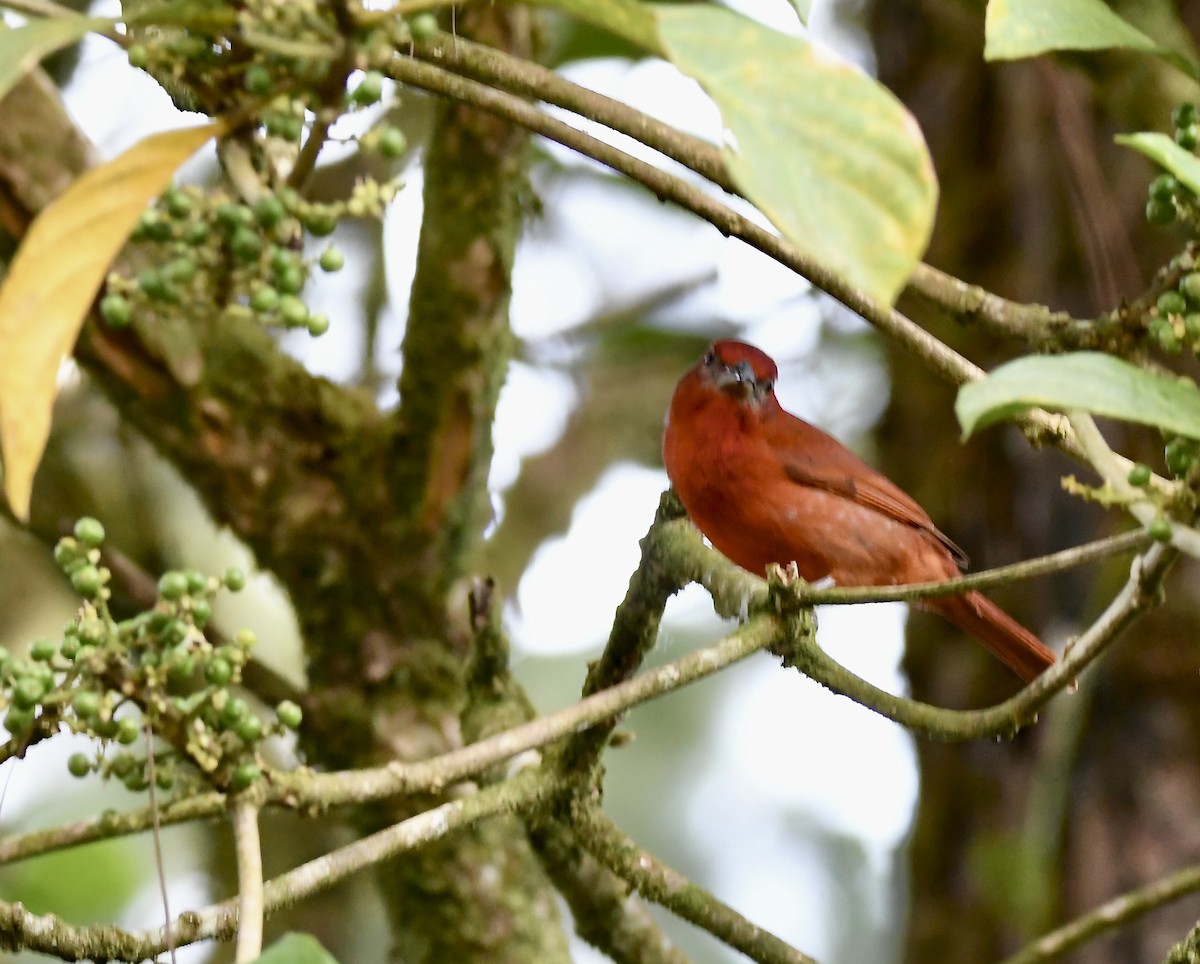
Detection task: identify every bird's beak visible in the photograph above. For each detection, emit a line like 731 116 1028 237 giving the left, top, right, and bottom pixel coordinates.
714 359 757 399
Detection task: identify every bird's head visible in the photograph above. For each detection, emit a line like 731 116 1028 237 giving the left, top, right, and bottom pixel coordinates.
697 340 778 405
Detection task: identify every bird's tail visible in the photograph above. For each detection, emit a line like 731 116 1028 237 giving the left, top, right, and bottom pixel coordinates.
931 591 1055 682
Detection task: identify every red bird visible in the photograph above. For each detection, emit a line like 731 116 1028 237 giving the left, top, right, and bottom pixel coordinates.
663 339 1055 681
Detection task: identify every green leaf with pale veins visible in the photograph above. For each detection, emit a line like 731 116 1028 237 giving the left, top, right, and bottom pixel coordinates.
1116 132 1200 195
985 0 1200 80
956 352 1200 440
0 14 116 106
0 122 222 521
656 5 937 305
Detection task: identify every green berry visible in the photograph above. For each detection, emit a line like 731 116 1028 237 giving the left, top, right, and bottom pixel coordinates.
1178 124 1200 151
1174 103 1198 130
270 246 296 273
279 295 309 327
235 714 263 743
137 268 174 303
190 598 213 628
205 657 233 686
410 12 438 40
250 286 280 314
244 64 273 95
1147 196 1177 226
1149 517 1174 542
30 639 56 662
224 568 246 591
158 570 189 600
1158 291 1187 316
221 696 248 726
235 629 257 650
350 71 384 105
100 294 133 327
1150 174 1179 201
124 770 149 792
254 195 287 228
278 115 305 142
377 126 406 158
1151 316 1181 353
60 636 79 659
163 189 193 220
276 700 302 730
1165 436 1200 476
307 314 330 336
163 618 189 645
110 753 135 777
67 752 91 778
53 539 77 569
72 689 101 719
127 43 150 69
12 676 45 710
166 647 195 682
318 246 344 272
117 717 141 745
4 706 34 734
229 226 264 262
183 220 210 245
1182 274 1200 306
71 565 103 597
275 263 306 295
1186 313 1200 342
163 257 197 283
184 569 208 595
74 517 106 547
1127 463 1153 487
156 769 173 790
137 210 172 242
216 202 250 230
302 209 337 237
230 761 262 791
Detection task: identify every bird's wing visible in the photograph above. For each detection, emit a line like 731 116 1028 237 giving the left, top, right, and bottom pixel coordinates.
771 413 969 569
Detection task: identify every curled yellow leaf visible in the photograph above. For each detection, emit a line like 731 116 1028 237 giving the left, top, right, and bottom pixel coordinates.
0 122 221 520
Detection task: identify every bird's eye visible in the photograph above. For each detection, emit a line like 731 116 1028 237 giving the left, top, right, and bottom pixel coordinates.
703 349 716 366
760 379 774 392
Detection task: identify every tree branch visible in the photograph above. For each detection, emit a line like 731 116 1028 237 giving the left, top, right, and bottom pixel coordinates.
573 805 817 964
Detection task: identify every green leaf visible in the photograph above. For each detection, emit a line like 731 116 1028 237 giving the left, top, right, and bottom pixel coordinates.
984 0 1200 80
0 122 222 521
656 5 937 305
520 0 663 54
0 14 116 106
251 933 340 964
956 352 1200 440
1116 131 1200 194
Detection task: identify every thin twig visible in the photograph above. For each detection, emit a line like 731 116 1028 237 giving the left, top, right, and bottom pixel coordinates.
231 799 264 963
381 53 1083 457
404 31 1091 345
575 806 817 964
143 725 175 964
786 542 1176 740
1000 861 1200 964
1068 411 1200 558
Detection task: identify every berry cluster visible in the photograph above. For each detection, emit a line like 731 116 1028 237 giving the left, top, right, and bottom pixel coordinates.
1 519 300 795
1145 104 1200 227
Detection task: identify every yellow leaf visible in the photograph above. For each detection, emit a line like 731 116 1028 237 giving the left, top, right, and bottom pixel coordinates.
0 122 222 521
